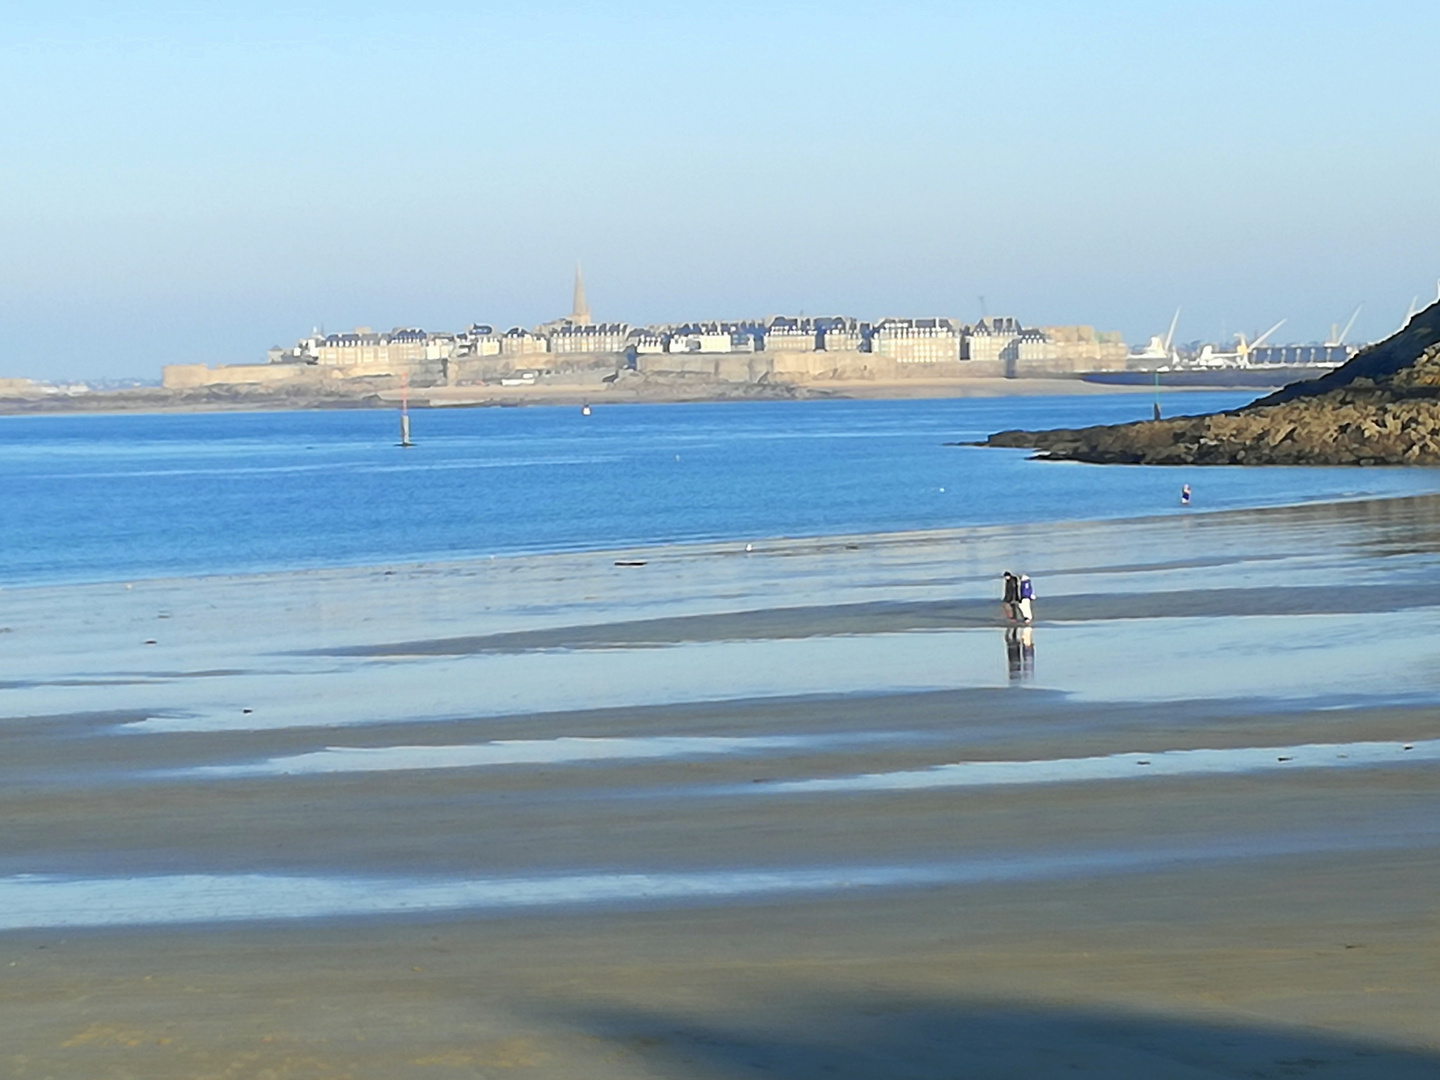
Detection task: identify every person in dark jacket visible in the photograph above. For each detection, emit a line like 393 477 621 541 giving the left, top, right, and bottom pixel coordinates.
1001 571 1020 622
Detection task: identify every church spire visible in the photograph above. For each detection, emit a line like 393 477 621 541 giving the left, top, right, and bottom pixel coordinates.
570 262 592 325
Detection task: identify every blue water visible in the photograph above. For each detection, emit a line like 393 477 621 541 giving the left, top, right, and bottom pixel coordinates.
5 394 1440 586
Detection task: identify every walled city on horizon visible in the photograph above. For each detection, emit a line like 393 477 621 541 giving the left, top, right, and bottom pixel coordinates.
153 266 1366 397
0 267 1386 400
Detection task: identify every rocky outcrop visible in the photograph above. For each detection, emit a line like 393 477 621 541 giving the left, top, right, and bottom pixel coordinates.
983 299 1440 465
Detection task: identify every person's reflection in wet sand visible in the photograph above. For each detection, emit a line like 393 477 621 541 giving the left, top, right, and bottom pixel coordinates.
1005 626 1035 683
1004 627 1022 681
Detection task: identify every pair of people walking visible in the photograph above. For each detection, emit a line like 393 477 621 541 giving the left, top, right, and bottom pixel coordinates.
1001 570 1034 624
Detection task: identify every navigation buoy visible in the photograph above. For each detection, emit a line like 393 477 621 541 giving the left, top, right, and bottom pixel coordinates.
399 374 413 448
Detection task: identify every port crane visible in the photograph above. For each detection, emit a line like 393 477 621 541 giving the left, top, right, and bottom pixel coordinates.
1325 305 1363 348
1135 308 1182 366
1234 319 1287 363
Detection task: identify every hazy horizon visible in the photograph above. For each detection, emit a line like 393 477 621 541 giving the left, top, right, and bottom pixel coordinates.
3 1 1438 381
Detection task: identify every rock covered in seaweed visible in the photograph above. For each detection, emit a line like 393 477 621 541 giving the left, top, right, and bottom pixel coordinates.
984 299 1440 465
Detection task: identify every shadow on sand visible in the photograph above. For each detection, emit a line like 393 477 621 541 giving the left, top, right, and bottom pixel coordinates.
556 993 1438 1079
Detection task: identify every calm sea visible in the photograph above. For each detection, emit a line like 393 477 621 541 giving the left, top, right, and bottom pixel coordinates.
5 393 1440 587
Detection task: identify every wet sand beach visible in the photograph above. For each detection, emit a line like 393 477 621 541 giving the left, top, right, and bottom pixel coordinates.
3 496 1440 1077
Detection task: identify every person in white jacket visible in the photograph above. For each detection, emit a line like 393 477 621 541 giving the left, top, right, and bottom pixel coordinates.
1017 574 1035 624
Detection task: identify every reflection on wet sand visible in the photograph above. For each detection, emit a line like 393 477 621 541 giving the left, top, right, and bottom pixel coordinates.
1004 625 1035 683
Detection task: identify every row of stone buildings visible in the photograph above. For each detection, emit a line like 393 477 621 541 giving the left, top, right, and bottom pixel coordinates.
165 315 1128 391
162 270 1128 391
267 315 1127 369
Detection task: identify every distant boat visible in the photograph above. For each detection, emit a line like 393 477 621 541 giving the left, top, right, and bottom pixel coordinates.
581 403 592 416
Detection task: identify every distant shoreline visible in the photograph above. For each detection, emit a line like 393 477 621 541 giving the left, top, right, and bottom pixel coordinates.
0 374 1257 417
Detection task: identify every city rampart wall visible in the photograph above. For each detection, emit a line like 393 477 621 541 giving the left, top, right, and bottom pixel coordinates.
1010 349 1128 376
163 364 319 389
767 352 1007 381
769 350 882 380
635 353 767 380
163 358 449 390
163 347 1111 395
449 353 623 385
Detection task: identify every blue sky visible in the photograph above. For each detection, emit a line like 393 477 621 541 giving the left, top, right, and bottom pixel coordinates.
2 1 1438 379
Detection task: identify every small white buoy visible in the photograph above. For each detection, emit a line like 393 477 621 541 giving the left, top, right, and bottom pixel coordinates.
745 543 753 552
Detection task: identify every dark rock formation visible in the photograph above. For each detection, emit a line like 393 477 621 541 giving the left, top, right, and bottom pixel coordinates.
983 299 1440 465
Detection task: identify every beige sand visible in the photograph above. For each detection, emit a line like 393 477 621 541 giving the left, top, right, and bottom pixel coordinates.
2 500 1439 1077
